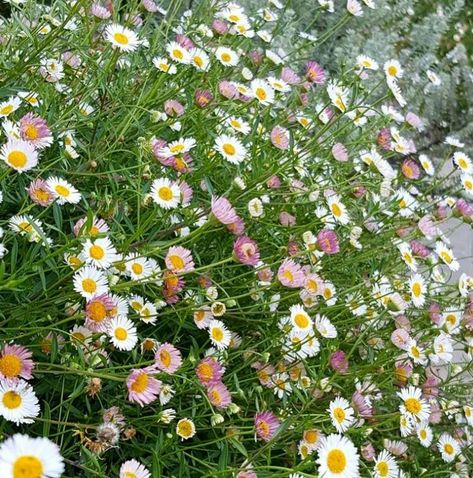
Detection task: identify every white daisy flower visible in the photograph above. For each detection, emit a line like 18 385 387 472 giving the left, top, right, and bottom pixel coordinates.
315 315 337 338
105 24 140 52
214 134 247 164
409 274 426 307
326 194 350 224
397 385 431 422
82 237 118 269
443 308 462 334
166 41 191 64
357 54 379 70
416 422 433 447
208 319 231 350
152 57 177 74
214 46 239 66
316 433 359 478
384 59 403 79
226 117 251 135
159 137 196 158
419 154 435 176
0 433 64 477
190 48 210 71
250 79 275 105
0 96 21 117
73 265 109 299
46 176 81 204
0 379 40 424
328 397 355 433
1 139 38 172
119 459 151 478
435 241 459 271
437 433 460 463
108 316 138 351
373 450 398 478
289 304 313 332
150 178 181 209
452 151 473 174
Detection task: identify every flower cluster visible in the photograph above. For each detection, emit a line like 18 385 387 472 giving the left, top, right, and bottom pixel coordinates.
0 0 472 477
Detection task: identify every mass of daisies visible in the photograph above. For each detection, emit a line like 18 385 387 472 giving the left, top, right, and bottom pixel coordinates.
0 0 472 477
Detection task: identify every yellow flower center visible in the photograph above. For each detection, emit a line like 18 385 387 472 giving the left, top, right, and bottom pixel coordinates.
419 429 427 439
444 443 454 455
0 354 22 377
211 327 224 342
89 244 105 260
82 278 97 294
13 455 44 478
222 143 236 156
131 263 143 275
131 373 149 393
7 151 28 168
331 203 342 217
88 300 107 322
387 65 398 76
168 254 185 270
412 282 422 297
33 189 50 203
173 49 183 59
405 397 421 414
114 327 128 341
24 125 39 140
124 473 138 478
304 430 318 444
193 56 203 67
458 158 467 170
376 461 389 477
255 87 267 101
283 270 294 283
55 184 70 197
113 32 129 45
158 186 173 201
209 389 222 405
440 251 452 264
0 104 14 115
197 362 213 381
221 52 231 63
159 349 172 368
326 449 347 474
333 407 346 423
230 119 241 129
294 313 309 329
177 420 193 437
3 390 22 409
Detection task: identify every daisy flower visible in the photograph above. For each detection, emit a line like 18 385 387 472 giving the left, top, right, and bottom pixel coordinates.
207 382 232 409
254 411 279 442
0 139 38 172
435 241 460 271
190 48 210 71
159 137 196 158
267 76 290 93
316 433 359 478
105 24 140 52
82 237 118 269
326 194 350 224
119 459 151 478
315 315 337 338
250 79 275 105
176 418 196 440
154 343 182 374
302 429 323 451
443 308 461 334
416 422 433 447
0 96 21 116
19 113 53 149
214 46 239 66
384 59 403 79
166 41 191 64
463 405 473 426
215 134 247 164
328 397 355 433
460 174 473 196
0 379 40 424
397 386 431 422
152 57 177 74
452 151 472 174
437 433 460 463
327 82 350 112
208 319 231 350
419 154 435 176
85 293 115 332
398 242 417 271
0 434 64 477
431 333 453 364
46 176 81 204
125 253 152 281
150 177 181 209
126 368 162 406
226 117 251 135
278 258 305 288
289 304 313 332
211 196 239 225
357 54 379 70
406 338 427 365
165 246 194 273
373 450 398 478
73 265 109 299
193 307 213 329
27 178 54 206
195 357 224 386
0 344 34 380
108 316 138 351
18 91 40 107
409 274 426 307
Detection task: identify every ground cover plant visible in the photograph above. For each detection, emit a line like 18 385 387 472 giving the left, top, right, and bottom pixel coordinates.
0 0 472 477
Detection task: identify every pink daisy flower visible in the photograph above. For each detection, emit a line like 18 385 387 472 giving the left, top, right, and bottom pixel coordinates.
164 99 185 117
0 344 34 381
281 66 301 85
175 180 193 206
85 293 115 332
207 381 232 409
332 143 349 162
226 217 245 235
211 196 239 225
19 112 53 149
305 60 326 84
119 459 151 478
126 367 162 406
317 229 340 255
329 350 349 373
73 216 109 237
401 158 421 179
142 0 159 13
27 178 54 206
218 80 238 99
213 19 229 35
154 343 182 374
270 126 289 150
165 246 194 273
277 258 305 288
377 127 392 150
195 89 213 108
233 236 260 266
195 357 224 386
254 411 280 442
